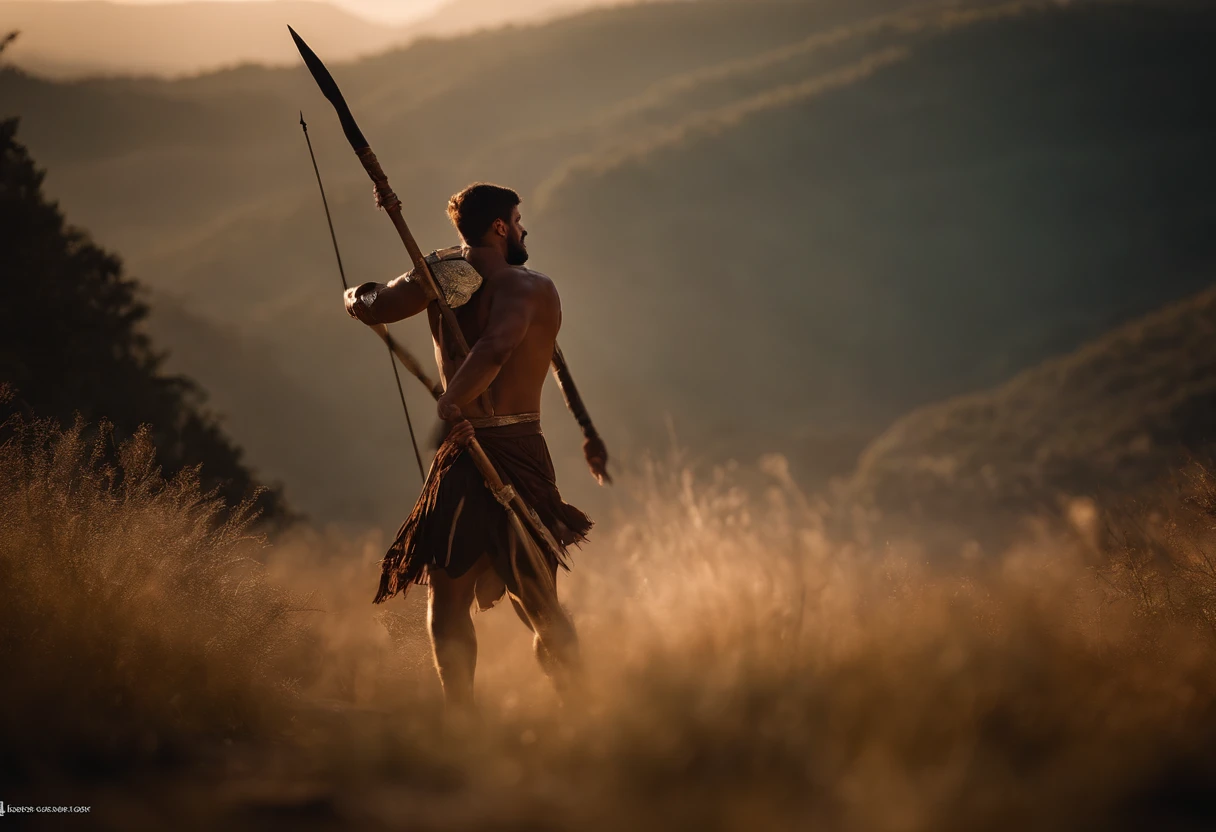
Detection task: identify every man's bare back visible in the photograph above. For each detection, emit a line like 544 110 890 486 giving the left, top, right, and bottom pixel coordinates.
428 258 561 420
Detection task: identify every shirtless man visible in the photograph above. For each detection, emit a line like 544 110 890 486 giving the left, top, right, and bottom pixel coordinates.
343 183 598 707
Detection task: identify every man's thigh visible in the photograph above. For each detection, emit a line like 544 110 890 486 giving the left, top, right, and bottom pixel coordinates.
428 554 493 610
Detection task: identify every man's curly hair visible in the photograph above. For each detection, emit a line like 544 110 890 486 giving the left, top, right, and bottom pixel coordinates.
447 183 521 245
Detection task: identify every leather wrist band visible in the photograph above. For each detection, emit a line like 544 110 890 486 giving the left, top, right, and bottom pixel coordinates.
352 281 381 323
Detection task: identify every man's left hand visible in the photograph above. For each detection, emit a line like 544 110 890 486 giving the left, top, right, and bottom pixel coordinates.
448 419 475 447
583 434 611 485
438 396 474 447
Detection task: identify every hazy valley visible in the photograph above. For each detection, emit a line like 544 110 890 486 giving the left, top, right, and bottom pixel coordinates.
3 0 1214 532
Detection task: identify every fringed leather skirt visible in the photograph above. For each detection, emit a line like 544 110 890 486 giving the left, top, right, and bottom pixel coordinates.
373 418 592 609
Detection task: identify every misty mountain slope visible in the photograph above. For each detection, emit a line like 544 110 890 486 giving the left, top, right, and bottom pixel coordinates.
525 1 1050 202
0 66 303 245
30 0 995 326
534 0 1216 472
1 0 922 290
4 0 1215 528
71 1 974 490
844 283 1216 546
471 3 931 189
0 65 285 156
271 0 924 187
1 0 945 399
145 295 419 524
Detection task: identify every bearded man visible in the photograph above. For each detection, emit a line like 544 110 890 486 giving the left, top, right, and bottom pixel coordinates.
343 183 604 707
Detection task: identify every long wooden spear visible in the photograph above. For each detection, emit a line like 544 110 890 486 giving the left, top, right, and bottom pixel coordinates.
289 26 563 604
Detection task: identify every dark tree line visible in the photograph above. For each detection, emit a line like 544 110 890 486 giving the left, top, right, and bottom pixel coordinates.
0 63 290 523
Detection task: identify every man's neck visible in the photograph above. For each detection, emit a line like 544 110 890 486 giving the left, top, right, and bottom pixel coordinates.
465 244 508 277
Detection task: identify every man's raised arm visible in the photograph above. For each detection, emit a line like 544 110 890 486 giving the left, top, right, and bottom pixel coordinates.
343 272 433 325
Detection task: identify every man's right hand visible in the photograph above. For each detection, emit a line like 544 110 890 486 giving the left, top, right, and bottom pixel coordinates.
344 282 380 325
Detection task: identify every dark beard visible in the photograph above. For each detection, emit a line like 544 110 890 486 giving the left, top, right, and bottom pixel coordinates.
506 237 529 266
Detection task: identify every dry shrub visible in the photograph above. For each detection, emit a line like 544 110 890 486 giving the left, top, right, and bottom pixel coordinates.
0 416 304 779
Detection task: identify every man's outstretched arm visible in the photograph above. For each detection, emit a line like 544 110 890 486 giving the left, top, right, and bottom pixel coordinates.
343 272 433 325
437 274 543 417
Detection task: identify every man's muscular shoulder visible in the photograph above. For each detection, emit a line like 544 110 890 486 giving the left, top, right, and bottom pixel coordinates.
492 266 559 310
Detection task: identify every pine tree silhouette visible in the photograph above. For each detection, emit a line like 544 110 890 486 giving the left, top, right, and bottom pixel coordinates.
0 106 290 524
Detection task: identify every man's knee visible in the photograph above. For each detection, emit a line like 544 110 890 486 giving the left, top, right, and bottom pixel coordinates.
540 611 578 651
428 604 465 643
428 575 475 639
525 598 578 656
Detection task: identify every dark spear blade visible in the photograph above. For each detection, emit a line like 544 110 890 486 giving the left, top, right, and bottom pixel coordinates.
288 26 368 151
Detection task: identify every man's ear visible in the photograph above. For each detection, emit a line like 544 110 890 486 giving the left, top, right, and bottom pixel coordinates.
492 218 508 238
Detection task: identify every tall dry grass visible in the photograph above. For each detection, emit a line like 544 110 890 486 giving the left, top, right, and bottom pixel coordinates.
238 452 1216 831
1098 461 1216 645
0 416 304 780
4 423 1216 830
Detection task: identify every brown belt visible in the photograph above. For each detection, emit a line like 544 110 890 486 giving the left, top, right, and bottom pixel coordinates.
466 412 540 429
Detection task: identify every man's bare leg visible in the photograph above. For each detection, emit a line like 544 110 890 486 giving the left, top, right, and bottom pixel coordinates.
427 557 489 710
509 563 582 697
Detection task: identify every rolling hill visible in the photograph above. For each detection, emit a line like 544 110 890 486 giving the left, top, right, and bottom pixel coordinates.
845 284 1216 549
532 1 1216 464
3 0 1214 527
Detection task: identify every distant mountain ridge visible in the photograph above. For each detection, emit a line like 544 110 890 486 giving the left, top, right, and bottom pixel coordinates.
0 1 407 77
413 0 617 37
0 0 625 78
